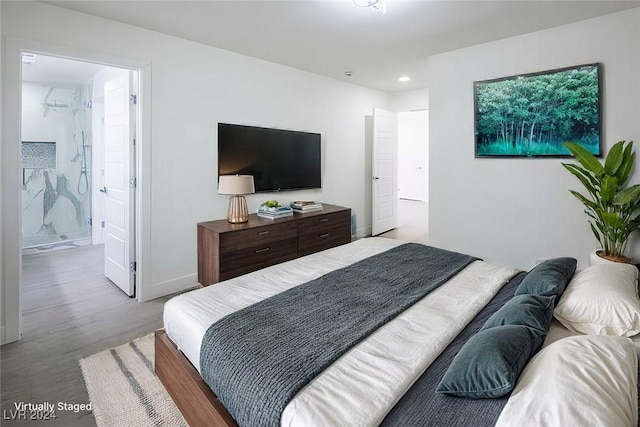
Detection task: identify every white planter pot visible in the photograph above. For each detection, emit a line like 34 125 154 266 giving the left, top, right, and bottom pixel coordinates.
589 250 630 266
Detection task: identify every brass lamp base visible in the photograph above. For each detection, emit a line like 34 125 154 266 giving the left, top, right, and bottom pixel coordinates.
227 195 249 223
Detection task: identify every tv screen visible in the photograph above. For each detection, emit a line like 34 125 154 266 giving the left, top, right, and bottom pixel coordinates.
218 123 321 192
474 63 601 157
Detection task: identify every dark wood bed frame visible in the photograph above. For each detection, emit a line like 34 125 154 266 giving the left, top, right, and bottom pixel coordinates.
155 329 237 427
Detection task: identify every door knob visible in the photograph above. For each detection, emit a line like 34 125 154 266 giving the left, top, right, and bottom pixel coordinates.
99 187 107 193
373 176 380 180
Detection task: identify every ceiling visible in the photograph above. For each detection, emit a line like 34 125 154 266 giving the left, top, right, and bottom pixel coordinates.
22 54 106 87
43 0 640 92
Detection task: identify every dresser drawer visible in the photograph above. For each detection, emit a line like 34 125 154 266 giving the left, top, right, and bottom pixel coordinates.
297 211 351 234
219 222 297 252
220 237 298 273
198 205 351 285
298 223 351 256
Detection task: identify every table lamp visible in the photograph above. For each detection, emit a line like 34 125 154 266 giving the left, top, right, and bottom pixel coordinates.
218 175 255 223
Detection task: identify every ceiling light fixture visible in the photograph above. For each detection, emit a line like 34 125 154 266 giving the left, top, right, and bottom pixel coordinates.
398 76 410 82
353 0 386 14
344 71 354 77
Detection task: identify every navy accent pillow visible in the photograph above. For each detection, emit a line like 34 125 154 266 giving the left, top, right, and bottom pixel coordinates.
436 325 546 398
481 294 555 333
514 257 577 299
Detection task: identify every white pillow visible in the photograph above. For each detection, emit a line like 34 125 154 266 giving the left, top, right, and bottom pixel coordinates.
496 335 638 427
554 263 640 336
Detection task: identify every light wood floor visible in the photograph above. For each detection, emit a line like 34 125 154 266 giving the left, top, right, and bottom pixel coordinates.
1 245 175 427
379 199 429 243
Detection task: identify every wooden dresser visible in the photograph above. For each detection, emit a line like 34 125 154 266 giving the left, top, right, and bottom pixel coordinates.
197 204 351 286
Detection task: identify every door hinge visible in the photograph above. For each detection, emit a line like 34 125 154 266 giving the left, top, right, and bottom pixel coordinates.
130 94 137 105
130 177 137 189
101 220 105 228
130 261 137 273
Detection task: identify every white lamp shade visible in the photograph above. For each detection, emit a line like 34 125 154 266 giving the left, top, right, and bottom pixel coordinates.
218 175 255 195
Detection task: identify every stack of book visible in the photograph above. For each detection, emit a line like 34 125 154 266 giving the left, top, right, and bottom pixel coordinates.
257 205 294 219
290 201 323 212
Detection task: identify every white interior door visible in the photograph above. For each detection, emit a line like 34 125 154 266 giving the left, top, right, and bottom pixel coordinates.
103 72 135 296
398 110 429 201
372 108 398 235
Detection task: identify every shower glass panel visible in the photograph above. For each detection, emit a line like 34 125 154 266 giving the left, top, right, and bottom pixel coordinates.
21 83 93 248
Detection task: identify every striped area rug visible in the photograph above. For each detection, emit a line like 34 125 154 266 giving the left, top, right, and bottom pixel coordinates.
80 333 187 427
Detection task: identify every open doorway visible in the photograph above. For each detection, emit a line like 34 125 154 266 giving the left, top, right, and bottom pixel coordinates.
21 52 138 298
382 109 429 242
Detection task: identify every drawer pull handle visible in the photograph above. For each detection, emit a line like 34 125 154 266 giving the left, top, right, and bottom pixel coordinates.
319 218 329 222
255 247 270 253
319 233 330 238
258 231 270 235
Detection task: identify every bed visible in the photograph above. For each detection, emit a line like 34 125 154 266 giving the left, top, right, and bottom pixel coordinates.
156 237 640 427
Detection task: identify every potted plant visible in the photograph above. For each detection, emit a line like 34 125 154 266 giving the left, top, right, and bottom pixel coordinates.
562 140 640 263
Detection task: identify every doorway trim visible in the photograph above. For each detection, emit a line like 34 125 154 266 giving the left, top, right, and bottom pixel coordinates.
1 36 151 344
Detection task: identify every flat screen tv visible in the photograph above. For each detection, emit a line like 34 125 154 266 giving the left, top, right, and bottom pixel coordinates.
474 63 602 157
218 123 321 192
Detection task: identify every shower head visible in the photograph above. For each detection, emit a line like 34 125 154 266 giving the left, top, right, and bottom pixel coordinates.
43 102 70 109
42 101 70 118
42 88 71 117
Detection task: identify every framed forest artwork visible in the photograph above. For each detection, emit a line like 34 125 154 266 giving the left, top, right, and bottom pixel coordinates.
474 63 602 158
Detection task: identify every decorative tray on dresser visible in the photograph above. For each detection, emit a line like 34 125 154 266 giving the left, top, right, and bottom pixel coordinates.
197 204 351 286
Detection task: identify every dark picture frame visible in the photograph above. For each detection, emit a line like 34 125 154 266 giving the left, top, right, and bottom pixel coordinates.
474 63 602 158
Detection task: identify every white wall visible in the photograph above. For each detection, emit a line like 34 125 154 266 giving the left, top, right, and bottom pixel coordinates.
1 2 389 342
390 88 429 112
429 9 640 270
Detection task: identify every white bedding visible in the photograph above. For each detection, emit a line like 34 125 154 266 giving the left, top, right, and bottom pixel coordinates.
498 335 638 427
164 237 518 426
546 318 640 356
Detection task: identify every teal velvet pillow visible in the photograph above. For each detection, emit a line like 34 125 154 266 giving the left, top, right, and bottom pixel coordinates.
481 294 555 333
514 257 577 299
436 325 546 398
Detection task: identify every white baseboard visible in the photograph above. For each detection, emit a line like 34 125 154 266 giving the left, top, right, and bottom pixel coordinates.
139 273 200 302
356 226 372 238
0 326 19 345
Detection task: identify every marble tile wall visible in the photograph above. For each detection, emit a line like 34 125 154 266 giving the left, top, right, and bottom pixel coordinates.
22 84 92 249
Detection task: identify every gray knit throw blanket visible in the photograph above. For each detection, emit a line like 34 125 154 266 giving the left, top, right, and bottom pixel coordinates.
200 243 479 427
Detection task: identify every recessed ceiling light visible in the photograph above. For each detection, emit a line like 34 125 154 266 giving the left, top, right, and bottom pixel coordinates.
344 71 354 77
398 76 410 82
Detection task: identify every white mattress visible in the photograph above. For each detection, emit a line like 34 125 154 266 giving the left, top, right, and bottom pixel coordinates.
163 237 518 426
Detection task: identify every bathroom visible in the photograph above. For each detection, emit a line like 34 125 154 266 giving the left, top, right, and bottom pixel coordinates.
21 52 137 297
21 76 93 250
21 53 132 252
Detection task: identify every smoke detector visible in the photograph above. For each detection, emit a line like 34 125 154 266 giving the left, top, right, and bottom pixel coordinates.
22 52 37 65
